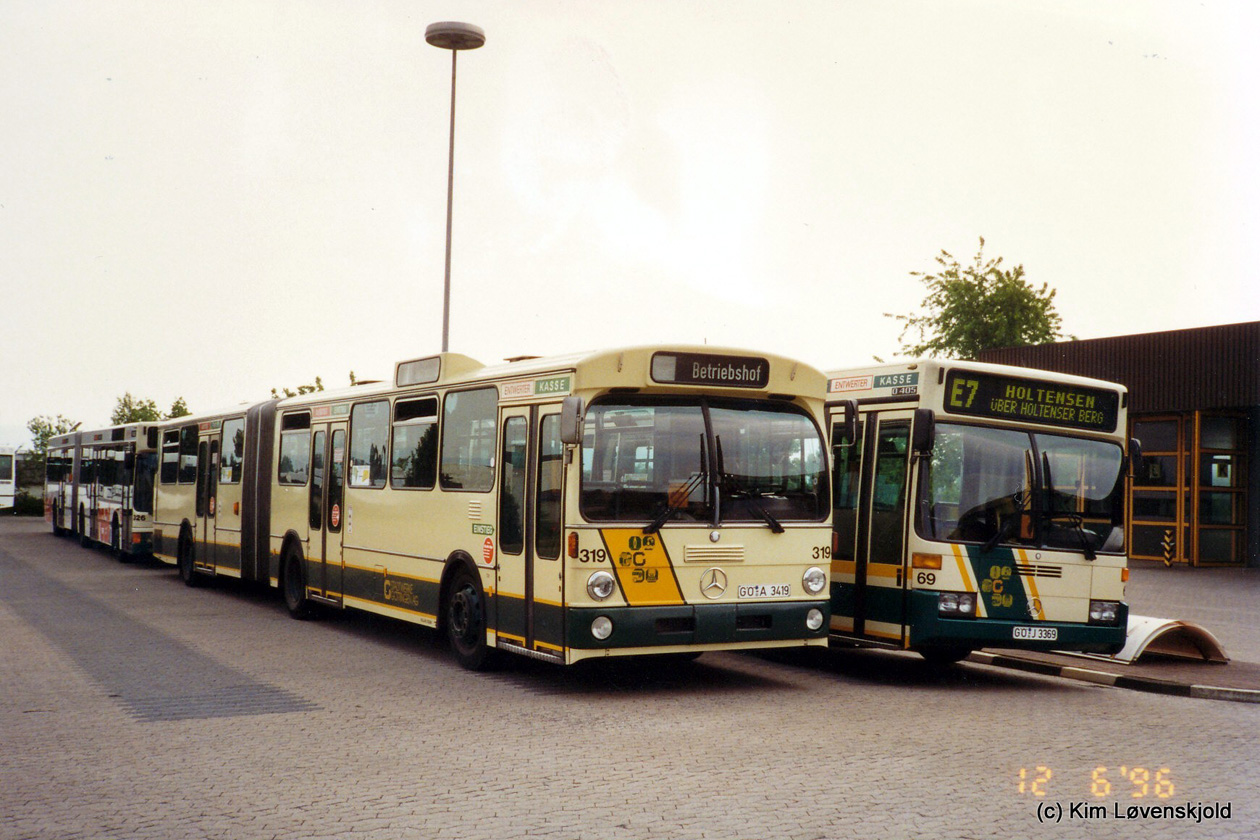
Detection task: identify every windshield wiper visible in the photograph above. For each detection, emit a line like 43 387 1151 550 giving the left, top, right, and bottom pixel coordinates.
714 435 785 534
980 490 1025 553
642 469 706 535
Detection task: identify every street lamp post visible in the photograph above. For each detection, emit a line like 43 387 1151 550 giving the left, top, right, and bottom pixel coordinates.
425 21 485 354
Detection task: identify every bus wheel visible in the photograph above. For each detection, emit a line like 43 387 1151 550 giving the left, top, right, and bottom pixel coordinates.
178 532 203 588
919 647 971 667
282 547 314 620
445 566 493 671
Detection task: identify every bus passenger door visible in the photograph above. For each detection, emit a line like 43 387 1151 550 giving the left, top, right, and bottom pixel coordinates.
850 411 913 644
308 424 346 602
531 409 566 653
495 408 533 649
194 436 219 573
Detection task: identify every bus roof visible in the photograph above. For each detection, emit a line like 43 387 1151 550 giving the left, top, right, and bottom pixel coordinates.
155 346 829 429
824 358 1127 402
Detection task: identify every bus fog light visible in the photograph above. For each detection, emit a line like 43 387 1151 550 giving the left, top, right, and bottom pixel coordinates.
587 570 616 601
802 566 826 595
806 608 824 631
591 616 613 640
1089 600 1120 625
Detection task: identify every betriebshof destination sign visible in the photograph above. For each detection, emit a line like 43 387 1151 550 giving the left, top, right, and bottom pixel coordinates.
650 352 770 389
944 370 1119 432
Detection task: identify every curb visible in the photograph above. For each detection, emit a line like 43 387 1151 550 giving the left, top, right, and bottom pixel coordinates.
967 651 1260 705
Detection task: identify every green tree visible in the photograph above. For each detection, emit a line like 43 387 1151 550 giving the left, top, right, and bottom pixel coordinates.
111 392 163 424
271 376 324 400
26 414 79 459
888 237 1066 360
167 396 191 418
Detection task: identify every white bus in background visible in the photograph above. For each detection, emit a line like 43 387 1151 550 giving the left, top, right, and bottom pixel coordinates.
45 424 160 559
0 446 15 510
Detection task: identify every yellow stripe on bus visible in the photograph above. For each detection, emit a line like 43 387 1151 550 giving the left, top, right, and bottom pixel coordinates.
951 544 975 592
1016 549 1045 620
599 529 685 606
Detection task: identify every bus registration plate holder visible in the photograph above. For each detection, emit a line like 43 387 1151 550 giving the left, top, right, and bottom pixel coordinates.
1012 626 1057 641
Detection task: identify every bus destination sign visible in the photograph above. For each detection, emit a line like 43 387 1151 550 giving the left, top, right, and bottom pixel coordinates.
650 352 770 389
944 370 1119 432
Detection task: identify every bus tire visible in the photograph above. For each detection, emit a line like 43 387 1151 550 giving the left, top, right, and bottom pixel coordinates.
444 565 494 671
918 647 971 667
178 529 203 588
282 546 314 620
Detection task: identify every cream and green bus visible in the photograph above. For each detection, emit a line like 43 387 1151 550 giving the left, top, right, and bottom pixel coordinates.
825 360 1133 664
154 346 833 668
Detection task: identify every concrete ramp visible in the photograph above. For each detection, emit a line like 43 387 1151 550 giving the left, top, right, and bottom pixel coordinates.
1105 614 1230 664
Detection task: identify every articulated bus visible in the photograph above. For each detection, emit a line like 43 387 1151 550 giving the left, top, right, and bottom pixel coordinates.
45 424 160 559
152 346 833 668
824 360 1133 664
1 446 14 510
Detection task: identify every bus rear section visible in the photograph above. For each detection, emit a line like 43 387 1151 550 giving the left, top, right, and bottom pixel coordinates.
826 360 1131 663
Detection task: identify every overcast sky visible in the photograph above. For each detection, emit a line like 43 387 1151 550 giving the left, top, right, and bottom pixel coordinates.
2 0 1257 448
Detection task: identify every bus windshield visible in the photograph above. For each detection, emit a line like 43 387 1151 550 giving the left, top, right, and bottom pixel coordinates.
579 398 828 525
919 422 1124 554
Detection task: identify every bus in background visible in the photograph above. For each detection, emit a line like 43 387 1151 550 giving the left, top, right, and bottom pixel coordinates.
0 446 15 510
154 346 833 669
824 360 1133 664
46 424 160 560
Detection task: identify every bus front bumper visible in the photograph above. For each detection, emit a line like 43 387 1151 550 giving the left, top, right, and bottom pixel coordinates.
907 592 1128 655
566 601 829 651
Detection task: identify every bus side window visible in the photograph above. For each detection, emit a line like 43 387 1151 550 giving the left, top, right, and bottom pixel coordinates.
160 431 180 484
440 388 498 492
832 420 864 562
536 414 564 560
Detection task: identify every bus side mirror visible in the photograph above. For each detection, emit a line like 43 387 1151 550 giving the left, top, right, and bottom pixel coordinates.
123 452 136 470
1128 437 1145 480
913 408 935 456
560 396 584 446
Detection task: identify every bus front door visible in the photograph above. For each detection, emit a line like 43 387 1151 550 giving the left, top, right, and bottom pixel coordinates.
836 411 912 644
307 424 346 603
495 406 565 657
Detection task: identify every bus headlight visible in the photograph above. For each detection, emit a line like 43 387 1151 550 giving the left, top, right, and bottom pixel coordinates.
1089 600 1121 626
587 570 616 601
806 608 825 631
938 592 977 619
802 566 827 595
591 615 614 640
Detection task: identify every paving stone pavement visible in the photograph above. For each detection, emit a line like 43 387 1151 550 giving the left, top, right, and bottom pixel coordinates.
2 518 1257 840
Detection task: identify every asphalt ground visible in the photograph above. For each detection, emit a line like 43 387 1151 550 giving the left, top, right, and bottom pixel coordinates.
4 516 1259 839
